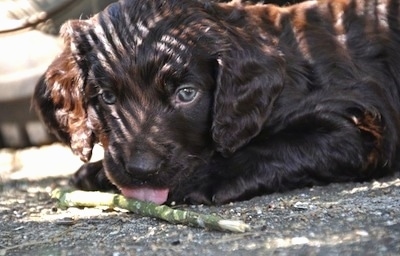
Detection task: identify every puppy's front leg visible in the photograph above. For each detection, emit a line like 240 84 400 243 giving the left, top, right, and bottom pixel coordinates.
70 160 117 192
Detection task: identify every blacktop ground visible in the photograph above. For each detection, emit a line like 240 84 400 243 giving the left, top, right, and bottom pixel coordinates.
1 143 399 255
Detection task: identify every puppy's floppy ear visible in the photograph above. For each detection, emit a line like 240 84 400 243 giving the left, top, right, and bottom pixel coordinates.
33 20 95 162
212 40 285 156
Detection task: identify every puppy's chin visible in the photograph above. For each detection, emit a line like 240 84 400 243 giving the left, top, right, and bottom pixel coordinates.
119 187 169 205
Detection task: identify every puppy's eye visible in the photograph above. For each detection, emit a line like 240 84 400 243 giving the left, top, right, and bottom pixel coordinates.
176 86 198 103
100 89 117 104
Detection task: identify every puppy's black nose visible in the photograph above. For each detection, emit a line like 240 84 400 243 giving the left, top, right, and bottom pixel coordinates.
126 151 160 176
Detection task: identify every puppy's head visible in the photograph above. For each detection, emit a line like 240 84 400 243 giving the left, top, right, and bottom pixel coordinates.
33 0 285 203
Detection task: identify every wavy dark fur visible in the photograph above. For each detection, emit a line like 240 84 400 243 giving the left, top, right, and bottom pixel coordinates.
34 0 400 204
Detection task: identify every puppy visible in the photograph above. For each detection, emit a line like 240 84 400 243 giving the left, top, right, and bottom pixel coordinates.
33 0 400 204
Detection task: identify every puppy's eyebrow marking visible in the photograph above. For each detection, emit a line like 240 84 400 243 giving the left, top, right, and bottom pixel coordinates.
154 35 185 64
90 15 128 74
133 21 150 47
123 13 143 47
83 31 113 74
160 35 188 52
123 0 164 49
102 16 126 54
160 63 173 73
153 34 191 74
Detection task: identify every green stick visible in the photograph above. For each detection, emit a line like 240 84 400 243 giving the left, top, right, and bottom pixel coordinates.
51 189 251 233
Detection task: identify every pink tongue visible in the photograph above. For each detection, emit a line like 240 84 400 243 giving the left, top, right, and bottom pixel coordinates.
120 187 169 205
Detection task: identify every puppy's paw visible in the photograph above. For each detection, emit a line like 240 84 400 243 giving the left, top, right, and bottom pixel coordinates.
211 179 253 204
70 160 117 191
182 191 213 205
181 181 244 205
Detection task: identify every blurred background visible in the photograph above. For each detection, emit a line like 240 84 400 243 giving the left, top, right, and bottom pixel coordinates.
0 0 115 178
0 0 116 149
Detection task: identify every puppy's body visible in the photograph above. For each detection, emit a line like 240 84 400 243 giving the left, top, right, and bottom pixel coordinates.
34 0 400 204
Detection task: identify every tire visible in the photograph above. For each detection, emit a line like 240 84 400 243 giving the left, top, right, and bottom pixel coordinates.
0 0 116 148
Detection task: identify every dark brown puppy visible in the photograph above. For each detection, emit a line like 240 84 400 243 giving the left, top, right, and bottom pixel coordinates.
34 0 400 204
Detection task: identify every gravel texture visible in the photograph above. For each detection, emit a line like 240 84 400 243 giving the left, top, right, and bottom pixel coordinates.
1 143 399 255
